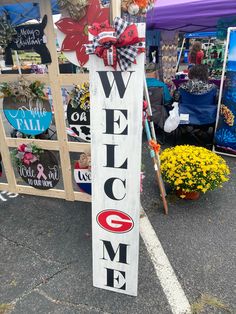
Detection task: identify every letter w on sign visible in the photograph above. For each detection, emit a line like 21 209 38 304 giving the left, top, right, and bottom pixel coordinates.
97 71 134 98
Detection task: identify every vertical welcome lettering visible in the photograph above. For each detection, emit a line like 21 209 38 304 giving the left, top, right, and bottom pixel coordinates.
89 23 146 296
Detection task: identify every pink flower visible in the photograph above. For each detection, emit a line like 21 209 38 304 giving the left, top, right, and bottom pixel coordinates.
22 152 38 165
18 144 27 152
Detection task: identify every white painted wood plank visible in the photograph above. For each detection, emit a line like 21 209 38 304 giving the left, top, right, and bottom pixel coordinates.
90 23 146 296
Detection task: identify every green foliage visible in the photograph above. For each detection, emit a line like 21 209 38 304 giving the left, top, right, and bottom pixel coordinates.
11 143 43 167
29 81 45 99
0 80 46 102
0 82 14 98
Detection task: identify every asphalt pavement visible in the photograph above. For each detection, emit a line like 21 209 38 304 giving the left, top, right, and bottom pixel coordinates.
0 143 235 314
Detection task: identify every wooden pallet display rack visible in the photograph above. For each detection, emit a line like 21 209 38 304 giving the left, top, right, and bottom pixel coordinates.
0 0 91 202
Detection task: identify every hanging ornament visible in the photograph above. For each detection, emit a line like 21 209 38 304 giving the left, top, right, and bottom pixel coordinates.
128 3 140 15
58 0 90 21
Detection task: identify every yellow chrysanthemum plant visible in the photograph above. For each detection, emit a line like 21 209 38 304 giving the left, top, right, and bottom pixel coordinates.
160 145 230 194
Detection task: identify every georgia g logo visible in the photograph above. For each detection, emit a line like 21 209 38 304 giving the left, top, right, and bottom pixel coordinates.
97 210 134 233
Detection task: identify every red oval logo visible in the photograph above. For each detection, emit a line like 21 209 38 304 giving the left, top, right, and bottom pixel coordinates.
97 210 134 233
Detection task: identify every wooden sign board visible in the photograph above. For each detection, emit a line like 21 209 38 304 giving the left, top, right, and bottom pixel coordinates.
3 97 52 136
89 23 145 296
67 100 91 142
18 150 60 190
5 15 51 66
74 161 92 195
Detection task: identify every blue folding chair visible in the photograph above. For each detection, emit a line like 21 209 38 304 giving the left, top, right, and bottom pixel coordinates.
175 87 218 147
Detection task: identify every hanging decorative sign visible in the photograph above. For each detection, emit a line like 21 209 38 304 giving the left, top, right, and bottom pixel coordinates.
0 80 52 136
214 28 236 156
56 0 109 67
74 153 91 194
4 15 51 66
67 83 90 142
88 18 145 296
12 144 60 190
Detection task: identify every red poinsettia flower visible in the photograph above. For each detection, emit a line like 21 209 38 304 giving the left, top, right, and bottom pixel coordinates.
56 0 109 66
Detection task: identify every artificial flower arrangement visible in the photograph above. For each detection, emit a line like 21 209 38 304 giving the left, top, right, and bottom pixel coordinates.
0 79 46 103
121 0 155 15
160 145 230 196
69 82 90 110
11 143 43 167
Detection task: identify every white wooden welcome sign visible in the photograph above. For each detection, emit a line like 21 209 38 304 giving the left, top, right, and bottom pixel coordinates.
89 23 145 296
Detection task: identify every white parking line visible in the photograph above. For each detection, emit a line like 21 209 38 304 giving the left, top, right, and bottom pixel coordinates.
140 209 191 314
0 191 19 202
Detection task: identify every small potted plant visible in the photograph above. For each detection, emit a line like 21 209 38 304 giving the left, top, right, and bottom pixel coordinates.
160 145 230 199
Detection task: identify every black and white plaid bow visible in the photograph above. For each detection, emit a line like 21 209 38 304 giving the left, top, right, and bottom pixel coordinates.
85 17 145 71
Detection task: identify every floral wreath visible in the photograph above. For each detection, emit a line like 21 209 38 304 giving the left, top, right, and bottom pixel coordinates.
11 143 43 167
69 82 90 111
0 79 46 103
121 0 155 15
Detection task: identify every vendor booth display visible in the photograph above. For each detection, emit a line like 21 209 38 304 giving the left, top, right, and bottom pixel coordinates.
0 0 91 203
0 0 159 298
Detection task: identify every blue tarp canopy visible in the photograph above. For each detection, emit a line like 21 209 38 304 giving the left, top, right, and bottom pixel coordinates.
0 1 60 26
184 31 217 38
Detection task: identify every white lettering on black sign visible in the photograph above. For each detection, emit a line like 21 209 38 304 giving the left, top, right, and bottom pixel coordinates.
18 150 60 190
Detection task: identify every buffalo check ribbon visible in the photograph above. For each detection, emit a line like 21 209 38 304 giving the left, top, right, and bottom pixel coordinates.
85 17 145 71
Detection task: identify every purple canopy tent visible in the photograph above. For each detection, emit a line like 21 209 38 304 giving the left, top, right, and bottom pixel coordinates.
147 0 236 32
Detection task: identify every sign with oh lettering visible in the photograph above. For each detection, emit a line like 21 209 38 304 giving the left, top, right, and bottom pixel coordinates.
18 150 60 190
89 23 145 296
67 100 91 142
3 97 52 136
